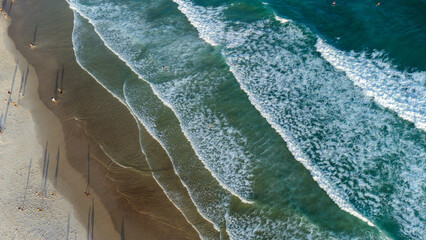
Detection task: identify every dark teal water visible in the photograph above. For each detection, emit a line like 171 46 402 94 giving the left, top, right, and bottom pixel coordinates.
265 0 426 71
67 0 425 239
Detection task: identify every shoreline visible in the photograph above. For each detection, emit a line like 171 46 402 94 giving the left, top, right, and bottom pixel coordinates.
3 0 201 239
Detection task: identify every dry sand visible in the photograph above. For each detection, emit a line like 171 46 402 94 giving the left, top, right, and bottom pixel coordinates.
0 14 119 239
0 15 85 239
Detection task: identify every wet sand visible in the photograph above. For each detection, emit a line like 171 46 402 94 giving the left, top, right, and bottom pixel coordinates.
4 0 201 239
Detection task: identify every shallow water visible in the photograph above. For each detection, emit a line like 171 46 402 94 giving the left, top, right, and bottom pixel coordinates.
67 0 425 239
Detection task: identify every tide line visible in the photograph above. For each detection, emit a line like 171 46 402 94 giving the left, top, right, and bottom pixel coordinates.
68 5 255 206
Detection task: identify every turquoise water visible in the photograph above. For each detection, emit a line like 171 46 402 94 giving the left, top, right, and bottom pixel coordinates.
67 0 425 239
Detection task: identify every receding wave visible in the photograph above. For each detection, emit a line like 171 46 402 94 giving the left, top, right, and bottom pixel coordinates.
68 2 345 239
171 0 425 238
67 0 257 205
71 11 221 239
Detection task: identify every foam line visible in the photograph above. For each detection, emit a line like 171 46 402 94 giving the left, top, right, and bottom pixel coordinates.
170 1 425 238
67 1 255 205
274 14 291 24
70 10 224 237
316 38 426 131
68 0 425 238
171 0 375 228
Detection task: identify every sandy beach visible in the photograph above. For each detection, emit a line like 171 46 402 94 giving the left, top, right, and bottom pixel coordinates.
0 15 87 239
0 0 421 239
1 11 130 240
0 0 202 239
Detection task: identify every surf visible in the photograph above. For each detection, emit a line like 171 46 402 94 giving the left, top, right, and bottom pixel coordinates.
69 5 348 239
170 0 425 238
71 10 223 239
66 0 425 238
67 0 258 206
316 38 426 132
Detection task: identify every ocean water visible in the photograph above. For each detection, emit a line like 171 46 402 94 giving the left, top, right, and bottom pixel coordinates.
66 0 425 239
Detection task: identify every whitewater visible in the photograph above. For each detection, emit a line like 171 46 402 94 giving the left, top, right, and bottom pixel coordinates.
66 0 425 239
171 0 425 238
69 4 339 240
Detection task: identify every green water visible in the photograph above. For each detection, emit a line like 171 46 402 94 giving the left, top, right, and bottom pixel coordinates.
68 0 425 239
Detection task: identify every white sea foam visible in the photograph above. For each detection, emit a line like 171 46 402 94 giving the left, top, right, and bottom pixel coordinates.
227 57 377 228
170 0 425 238
67 0 257 206
99 129 220 239
123 84 230 232
71 14 229 232
172 0 225 46
69 7 297 240
125 96 223 238
274 14 291 24
70 12 222 238
68 2 341 239
316 39 426 131
224 208 346 240
172 0 375 227
69 0 425 238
